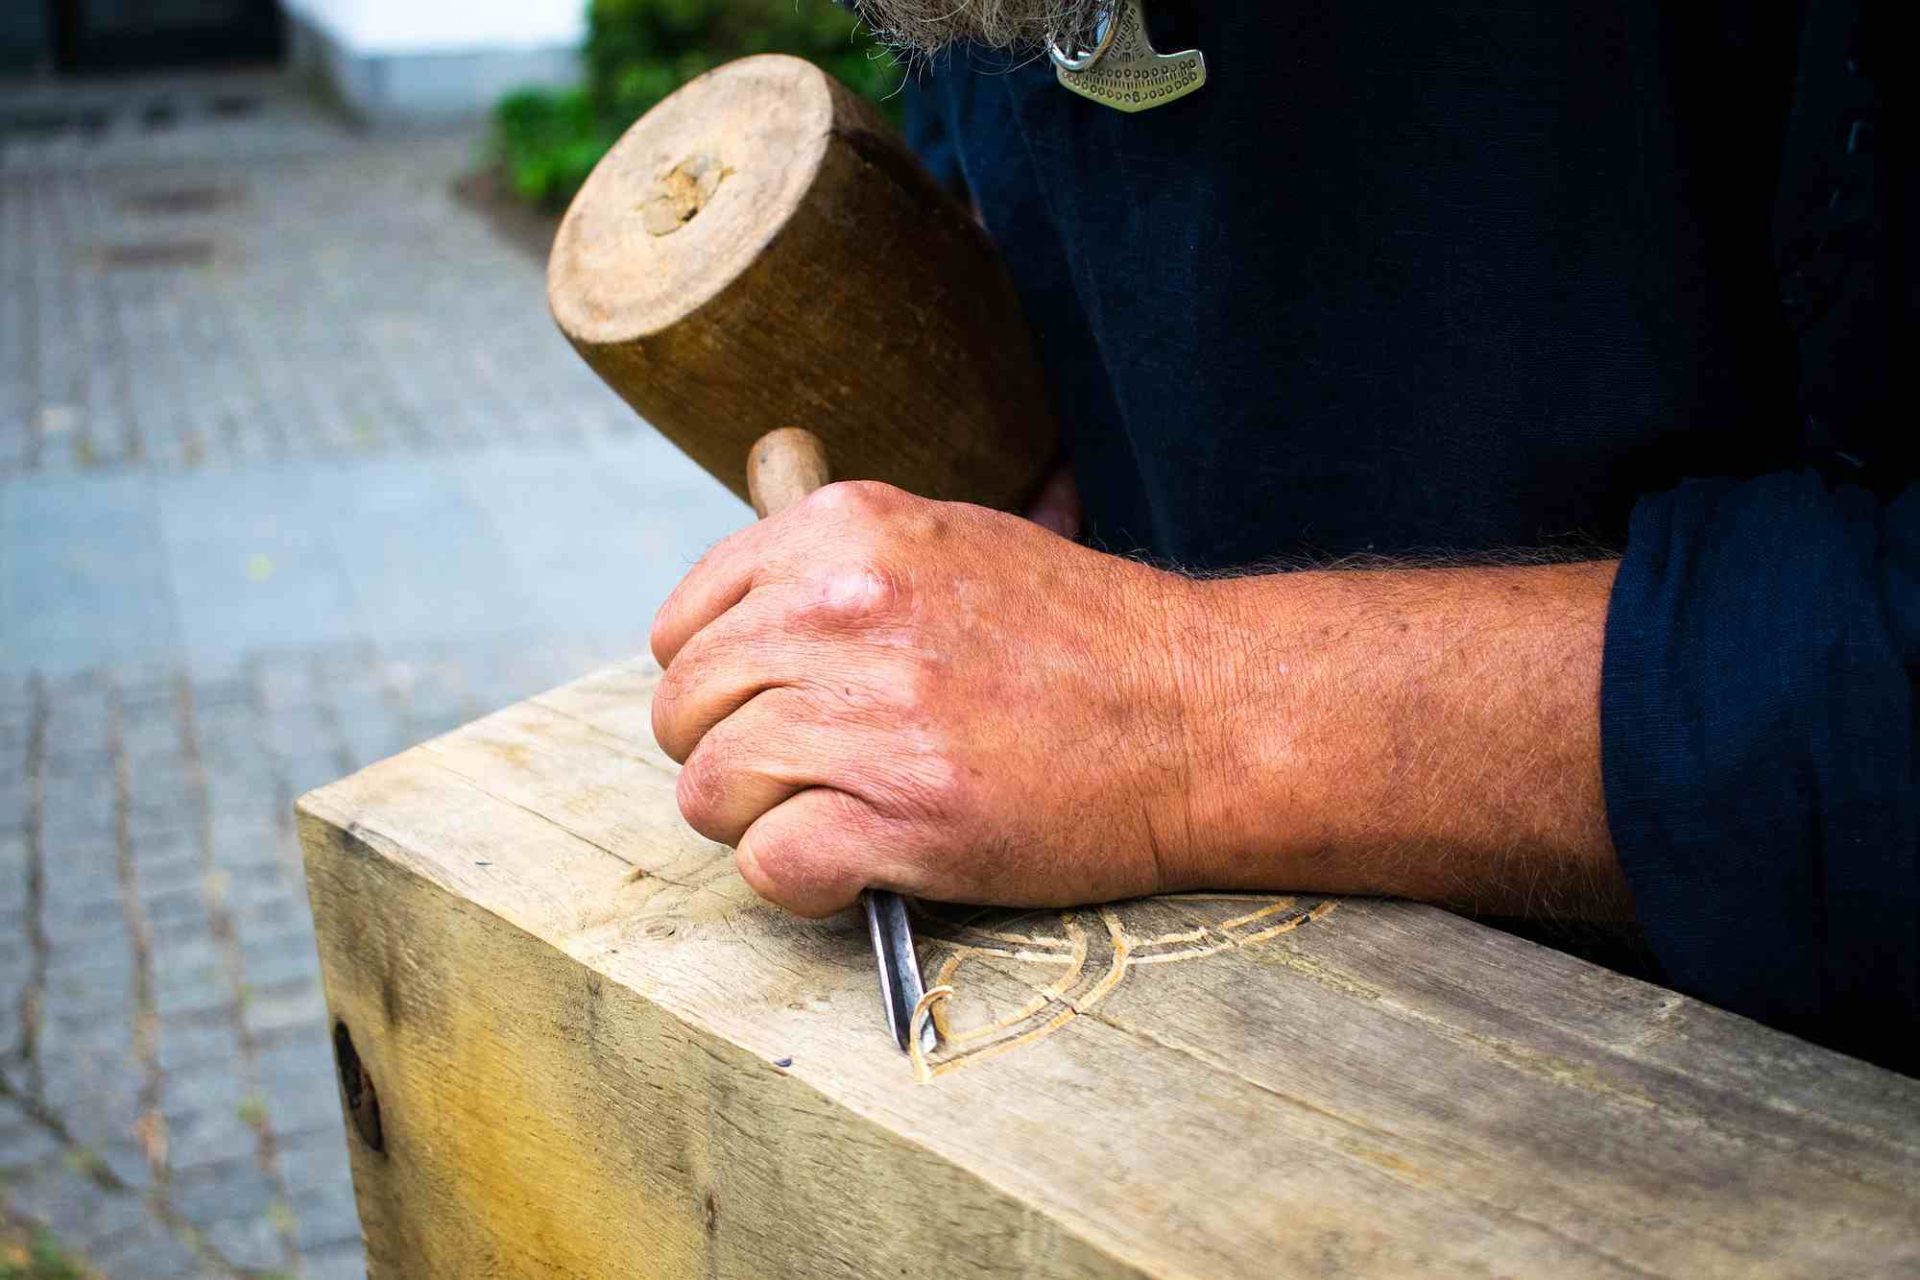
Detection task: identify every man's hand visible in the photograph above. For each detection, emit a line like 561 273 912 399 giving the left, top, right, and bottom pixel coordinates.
653 481 1633 921
650 481 1204 916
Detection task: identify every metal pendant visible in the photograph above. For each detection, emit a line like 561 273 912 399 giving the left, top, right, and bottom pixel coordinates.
1048 0 1206 113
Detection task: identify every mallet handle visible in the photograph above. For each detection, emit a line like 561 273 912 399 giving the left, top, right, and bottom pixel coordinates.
748 427 832 517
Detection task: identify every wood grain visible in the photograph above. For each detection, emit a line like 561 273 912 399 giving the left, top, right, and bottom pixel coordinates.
548 55 1057 513
299 658 1920 1278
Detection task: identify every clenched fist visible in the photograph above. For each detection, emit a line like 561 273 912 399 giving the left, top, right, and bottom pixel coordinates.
649 480 1210 917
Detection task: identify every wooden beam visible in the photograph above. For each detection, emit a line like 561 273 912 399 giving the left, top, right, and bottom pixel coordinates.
298 658 1920 1278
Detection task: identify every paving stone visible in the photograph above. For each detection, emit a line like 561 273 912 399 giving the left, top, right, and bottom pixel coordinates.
220 864 298 913
252 1021 331 1077
152 963 229 1022
237 934 320 992
1 1153 177 1270
86 1223 204 1280
263 1065 341 1120
291 1176 363 1253
0 835 26 914
162 1096 256 1175
39 843 122 913
301 1238 369 1280
11 1167 149 1244
137 862 209 915
124 805 199 848
154 1015 239 1076
39 896 128 947
274 1125 352 1199
241 980 327 1044
147 910 224 954
231 894 310 941
128 830 201 875
144 887 213 936
41 975 135 1025
36 1011 136 1072
205 807 280 855
257 1064 345 1140
91 1138 154 1193
0 1109 63 1173
44 908 134 957
166 1155 274 1226
150 928 221 971
201 1209 289 1273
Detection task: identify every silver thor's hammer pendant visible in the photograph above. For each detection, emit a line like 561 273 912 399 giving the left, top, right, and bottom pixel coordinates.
1051 0 1206 113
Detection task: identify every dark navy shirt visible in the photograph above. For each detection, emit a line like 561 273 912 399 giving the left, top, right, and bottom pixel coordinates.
906 0 1916 1069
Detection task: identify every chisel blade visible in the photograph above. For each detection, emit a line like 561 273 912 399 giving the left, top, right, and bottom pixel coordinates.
865 889 938 1056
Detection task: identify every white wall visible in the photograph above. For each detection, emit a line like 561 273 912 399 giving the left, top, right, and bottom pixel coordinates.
286 0 585 56
286 0 585 120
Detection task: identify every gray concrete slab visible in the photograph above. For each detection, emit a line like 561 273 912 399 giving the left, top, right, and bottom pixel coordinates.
0 470 180 673
156 463 364 663
447 437 746 649
2 439 744 678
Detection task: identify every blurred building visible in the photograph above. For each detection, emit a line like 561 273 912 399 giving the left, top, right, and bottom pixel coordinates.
0 1 583 119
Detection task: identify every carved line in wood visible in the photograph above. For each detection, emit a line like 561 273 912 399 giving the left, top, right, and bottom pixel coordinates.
905 895 1338 1081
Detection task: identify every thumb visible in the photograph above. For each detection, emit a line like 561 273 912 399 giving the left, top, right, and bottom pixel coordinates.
733 787 873 918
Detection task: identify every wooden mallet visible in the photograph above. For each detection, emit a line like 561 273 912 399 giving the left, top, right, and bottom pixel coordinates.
546 54 1057 1052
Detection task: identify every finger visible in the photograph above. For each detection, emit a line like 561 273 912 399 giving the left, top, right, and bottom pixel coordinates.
649 516 786 668
733 787 877 918
674 687 852 847
651 481 899 667
651 583 809 763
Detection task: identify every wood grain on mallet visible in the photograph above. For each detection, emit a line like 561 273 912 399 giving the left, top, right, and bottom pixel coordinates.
299 658 1920 1279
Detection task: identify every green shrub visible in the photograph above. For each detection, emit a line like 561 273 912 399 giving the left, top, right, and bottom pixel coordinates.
0 1222 91 1280
494 0 897 211
495 86 609 207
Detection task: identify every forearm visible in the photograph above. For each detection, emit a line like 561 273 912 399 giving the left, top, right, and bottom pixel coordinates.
1173 560 1630 919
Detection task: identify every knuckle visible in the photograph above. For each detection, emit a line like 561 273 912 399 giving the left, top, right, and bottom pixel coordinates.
650 682 682 760
650 667 698 762
809 479 899 520
739 806 867 916
649 590 690 665
801 565 903 628
674 753 726 837
899 659 940 713
739 829 814 906
899 502 949 547
650 594 697 665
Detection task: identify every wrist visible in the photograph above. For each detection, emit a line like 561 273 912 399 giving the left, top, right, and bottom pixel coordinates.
1166 561 1623 914
1168 571 1371 890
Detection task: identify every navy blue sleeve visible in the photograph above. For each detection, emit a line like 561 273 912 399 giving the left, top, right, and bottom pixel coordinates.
1603 471 1919 1069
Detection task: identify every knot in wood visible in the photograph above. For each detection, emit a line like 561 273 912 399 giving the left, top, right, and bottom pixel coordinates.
641 154 728 236
333 1020 386 1154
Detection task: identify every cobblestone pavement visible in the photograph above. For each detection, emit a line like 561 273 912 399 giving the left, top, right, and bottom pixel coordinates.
2 74 743 1277
0 72 652 476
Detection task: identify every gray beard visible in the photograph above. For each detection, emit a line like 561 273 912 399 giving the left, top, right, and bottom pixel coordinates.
847 0 1103 54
